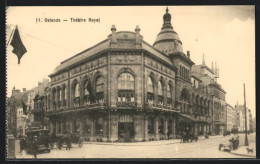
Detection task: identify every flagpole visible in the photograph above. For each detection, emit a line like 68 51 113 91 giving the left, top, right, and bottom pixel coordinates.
7 27 15 47
244 83 249 146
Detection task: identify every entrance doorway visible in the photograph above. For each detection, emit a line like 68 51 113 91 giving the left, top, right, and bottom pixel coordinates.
118 122 134 142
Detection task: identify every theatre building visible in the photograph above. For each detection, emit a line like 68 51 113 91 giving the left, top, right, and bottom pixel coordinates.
46 8 226 142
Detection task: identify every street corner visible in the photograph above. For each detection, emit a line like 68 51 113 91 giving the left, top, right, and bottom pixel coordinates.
227 144 256 158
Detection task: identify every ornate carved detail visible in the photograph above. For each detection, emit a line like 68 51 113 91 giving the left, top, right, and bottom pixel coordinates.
110 115 119 121
69 55 106 76
111 53 141 64
145 56 174 77
52 72 68 83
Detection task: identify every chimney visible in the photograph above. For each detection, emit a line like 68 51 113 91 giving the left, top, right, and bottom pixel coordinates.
135 25 140 34
111 25 116 33
187 51 190 59
23 88 26 93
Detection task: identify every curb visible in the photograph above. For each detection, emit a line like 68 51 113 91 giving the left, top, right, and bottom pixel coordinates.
82 136 224 146
83 141 181 146
228 151 256 158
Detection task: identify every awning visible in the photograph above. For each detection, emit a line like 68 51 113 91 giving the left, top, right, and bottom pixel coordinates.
179 114 196 122
214 121 226 125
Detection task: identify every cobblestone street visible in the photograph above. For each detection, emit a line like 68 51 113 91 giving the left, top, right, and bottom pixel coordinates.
15 134 256 159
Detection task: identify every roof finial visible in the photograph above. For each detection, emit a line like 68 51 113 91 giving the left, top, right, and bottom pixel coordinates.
163 7 171 25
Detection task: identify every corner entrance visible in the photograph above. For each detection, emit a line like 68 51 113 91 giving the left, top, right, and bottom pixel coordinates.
118 122 134 142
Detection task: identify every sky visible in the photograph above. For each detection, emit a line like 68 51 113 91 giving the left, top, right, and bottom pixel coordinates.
6 6 255 118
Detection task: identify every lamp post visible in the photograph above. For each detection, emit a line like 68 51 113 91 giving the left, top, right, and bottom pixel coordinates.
244 83 249 146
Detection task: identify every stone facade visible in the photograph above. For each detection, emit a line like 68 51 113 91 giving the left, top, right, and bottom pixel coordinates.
45 8 228 142
226 104 236 131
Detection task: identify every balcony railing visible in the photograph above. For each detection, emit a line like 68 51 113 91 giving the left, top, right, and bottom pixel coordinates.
147 99 155 106
116 101 137 107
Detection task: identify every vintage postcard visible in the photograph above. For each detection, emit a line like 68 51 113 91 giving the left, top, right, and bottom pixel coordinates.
6 6 256 159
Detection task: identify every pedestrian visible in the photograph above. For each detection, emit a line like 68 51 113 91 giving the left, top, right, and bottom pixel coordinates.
20 136 26 155
167 131 170 140
234 135 240 150
66 134 71 150
19 137 23 153
229 137 235 150
194 133 198 142
32 136 39 159
58 137 62 149
181 132 184 143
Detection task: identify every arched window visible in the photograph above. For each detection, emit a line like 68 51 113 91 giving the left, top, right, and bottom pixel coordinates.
200 98 204 116
158 81 164 105
59 88 62 101
62 86 67 107
208 100 210 117
48 95 50 109
96 77 104 103
181 89 189 113
147 76 154 103
73 83 80 106
167 84 172 105
181 89 189 102
64 87 67 100
117 73 135 102
52 89 56 110
204 99 207 116
147 77 154 93
57 88 61 109
83 80 90 105
74 83 80 97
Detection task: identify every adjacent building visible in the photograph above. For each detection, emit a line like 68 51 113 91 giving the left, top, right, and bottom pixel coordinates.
226 104 237 131
235 105 253 132
26 78 50 128
7 87 27 137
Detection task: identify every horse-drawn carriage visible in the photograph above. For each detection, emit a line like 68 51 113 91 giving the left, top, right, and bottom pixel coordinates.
25 129 51 154
50 133 83 149
182 133 198 143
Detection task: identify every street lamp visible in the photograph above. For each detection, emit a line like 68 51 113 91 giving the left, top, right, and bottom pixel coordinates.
244 83 249 146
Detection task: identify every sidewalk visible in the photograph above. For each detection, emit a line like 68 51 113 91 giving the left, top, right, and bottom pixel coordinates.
84 135 224 146
228 142 256 158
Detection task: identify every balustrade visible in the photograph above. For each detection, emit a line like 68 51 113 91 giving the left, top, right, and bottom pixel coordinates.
116 101 137 107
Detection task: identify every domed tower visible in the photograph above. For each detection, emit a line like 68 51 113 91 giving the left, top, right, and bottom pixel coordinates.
154 8 195 112
153 7 183 55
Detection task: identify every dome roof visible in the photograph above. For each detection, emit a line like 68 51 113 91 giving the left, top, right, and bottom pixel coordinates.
153 7 183 55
